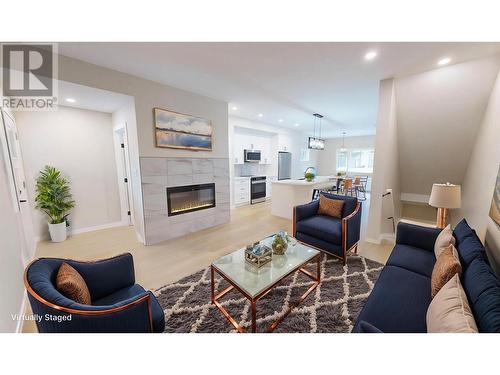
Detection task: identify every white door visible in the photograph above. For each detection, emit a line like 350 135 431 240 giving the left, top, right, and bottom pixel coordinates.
1 109 35 265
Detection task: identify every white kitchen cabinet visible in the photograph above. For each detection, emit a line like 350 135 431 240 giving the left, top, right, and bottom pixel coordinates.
233 136 244 164
259 136 271 165
278 134 292 152
233 177 250 205
266 176 277 198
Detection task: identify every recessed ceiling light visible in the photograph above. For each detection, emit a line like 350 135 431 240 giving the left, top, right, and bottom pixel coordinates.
438 57 451 66
278 119 283 123
364 51 377 61
65 98 76 103
294 123 300 127
258 113 263 117
231 106 238 110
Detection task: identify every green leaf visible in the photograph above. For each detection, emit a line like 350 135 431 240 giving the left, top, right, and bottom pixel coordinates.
35 165 75 224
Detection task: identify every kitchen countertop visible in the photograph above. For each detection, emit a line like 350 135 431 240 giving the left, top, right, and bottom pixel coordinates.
271 176 336 186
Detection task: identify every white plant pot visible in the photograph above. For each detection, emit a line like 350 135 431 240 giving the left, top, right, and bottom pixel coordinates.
48 222 67 242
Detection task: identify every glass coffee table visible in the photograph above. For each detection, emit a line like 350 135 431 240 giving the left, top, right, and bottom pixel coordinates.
211 236 321 333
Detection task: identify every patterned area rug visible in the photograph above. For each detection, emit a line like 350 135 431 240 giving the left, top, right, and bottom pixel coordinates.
154 254 383 333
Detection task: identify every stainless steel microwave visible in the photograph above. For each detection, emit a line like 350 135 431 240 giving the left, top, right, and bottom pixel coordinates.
244 149 261 163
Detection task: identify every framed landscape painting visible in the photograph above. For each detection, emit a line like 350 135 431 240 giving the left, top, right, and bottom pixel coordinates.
154 108 212 151
490 165 500 227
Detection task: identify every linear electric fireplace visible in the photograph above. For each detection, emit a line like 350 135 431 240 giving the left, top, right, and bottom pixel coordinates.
167 183 216 216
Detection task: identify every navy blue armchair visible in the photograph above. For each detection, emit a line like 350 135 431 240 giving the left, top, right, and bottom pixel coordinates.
24 253 165 333
293 192 362 264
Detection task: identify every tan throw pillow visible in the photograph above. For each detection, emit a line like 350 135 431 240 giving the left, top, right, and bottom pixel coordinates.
431 244 462 298
426 274 478 333
434 224 456 258
56 262 91 305
317 195 344 219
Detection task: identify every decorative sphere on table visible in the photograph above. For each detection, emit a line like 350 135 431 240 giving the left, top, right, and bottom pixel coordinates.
304 167 317 182
272 231 289 255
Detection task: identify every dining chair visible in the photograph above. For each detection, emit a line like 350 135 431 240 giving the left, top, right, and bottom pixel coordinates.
343 178 356 196
355 176 368 200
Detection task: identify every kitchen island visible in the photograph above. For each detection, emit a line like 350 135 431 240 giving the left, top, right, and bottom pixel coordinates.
271 176 337 219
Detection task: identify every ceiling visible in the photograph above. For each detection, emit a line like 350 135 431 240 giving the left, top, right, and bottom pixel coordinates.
58 80 133 113
59 42 500 138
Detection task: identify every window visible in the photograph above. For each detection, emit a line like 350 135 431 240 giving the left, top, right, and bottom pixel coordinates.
336 148 375 174
337 151 348 172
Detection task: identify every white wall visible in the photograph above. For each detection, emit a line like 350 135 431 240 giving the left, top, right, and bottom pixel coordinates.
454 68 500 273
15 106 122 240
396 55 500 196
316 135 375 176
367 79 401 243
0 105 28 332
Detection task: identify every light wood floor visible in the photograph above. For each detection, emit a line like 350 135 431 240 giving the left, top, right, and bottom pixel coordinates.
23 201 393 332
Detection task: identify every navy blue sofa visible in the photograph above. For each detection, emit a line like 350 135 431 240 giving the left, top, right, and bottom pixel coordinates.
353 219 500 333
293 192 361 264
25 253 165 333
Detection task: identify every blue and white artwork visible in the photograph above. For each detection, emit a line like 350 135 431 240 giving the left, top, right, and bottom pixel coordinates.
154 108 212 151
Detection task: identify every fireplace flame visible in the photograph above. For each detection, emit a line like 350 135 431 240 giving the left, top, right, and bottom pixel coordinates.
170 201 214 214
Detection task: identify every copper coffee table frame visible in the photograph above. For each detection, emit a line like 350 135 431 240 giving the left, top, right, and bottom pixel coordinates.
210 253 321 333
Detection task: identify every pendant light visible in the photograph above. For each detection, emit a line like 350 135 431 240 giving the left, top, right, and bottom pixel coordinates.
340 132 347 152
308 113 325 150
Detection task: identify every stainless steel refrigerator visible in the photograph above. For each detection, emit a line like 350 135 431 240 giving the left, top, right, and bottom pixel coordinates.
278 151 292 180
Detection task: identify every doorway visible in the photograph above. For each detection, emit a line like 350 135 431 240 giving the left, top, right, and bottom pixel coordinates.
113 123 134 226
0 109 35 265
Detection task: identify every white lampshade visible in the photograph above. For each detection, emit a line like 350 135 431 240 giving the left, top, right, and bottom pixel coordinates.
429 183 461 209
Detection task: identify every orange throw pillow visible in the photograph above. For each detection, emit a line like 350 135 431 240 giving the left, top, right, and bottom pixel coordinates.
56 262 91 304
431 244 462 298
317 195 344 219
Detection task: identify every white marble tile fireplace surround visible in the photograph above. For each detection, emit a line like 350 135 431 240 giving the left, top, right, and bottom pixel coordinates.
140 157 230 245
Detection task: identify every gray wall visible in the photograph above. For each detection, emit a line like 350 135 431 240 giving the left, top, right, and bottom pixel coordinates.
454 68 500 274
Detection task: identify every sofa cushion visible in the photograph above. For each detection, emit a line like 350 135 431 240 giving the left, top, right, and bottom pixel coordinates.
426 274 478 333
358 320 383 333
296 215 342 245
434 224 455 258
93 284 165 333
453 218 475 243
56 262 91 305
462 258 500 332
295 232 342 258
317 195 344 218
386 244 436 278
353 265 431 333
455 234 487 268
320 192 357 218
431 244 462 298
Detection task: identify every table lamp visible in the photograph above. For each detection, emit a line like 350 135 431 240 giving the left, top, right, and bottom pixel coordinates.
429 183 461 229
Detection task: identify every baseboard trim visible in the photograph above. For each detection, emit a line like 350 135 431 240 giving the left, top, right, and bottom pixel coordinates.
365 237 381 245
69 221 126 236
136 231 145 244
35 221 128 242
365 233 395 245
16 291 27 333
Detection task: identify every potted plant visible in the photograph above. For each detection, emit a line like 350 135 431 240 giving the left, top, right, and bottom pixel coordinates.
35 166 75 242
305 172 315 182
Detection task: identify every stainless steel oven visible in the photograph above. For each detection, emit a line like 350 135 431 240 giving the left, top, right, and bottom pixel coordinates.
244 149 261 163
251 176 266 204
